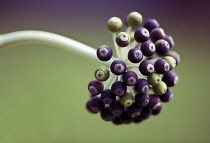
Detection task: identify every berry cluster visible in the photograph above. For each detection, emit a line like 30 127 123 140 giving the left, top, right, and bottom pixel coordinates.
86 12 180 125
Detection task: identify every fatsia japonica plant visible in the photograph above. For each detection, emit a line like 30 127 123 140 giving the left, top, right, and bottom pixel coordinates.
0 11 180 125
87 12 180 125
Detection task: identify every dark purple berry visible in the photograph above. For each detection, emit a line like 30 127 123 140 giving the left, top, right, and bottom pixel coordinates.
116 32 130 47
100 89 116 104
128 48 143 63
88 80 104 96
135 93 150 107
88 96 105 113
86 100 98 114
96 45 113 61
125 103 142 118
162 71 178 87
143 19 160 32
159 88 174 102
119 112 133 124
100 107 115 121
155 39 170 54
111 81 127 96
112 117 123 125
164 35 174 48
133 116 144 124
109 100 124 117
148 94 161 110
134 27 150 43
163 51 180 65
141 41 156 57
122 71 138 86
150 28 165 42
152 105 162 115
139 60 154 76
138 107 152 120
154 59 170 74
134 79 149 94
110 60 126 75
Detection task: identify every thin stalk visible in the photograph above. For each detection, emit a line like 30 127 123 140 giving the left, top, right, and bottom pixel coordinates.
0 30 117 66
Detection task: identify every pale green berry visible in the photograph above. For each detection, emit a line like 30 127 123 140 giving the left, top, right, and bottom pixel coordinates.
94 66 110 81
119 92 134 107
126 12 143 29
153 81 167 95
107 17 123 33
163 56 176 70
147 73 161 85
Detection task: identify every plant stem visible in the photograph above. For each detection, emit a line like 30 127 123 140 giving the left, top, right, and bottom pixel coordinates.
0 30 117 66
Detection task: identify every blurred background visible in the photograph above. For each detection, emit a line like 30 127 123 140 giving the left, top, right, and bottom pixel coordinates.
0 0 209 143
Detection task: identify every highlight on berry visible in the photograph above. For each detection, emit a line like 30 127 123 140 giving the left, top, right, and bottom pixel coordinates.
87 11 180 125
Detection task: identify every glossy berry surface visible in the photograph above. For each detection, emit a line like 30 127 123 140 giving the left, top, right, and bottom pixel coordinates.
97 45 113 61
86 12 180 125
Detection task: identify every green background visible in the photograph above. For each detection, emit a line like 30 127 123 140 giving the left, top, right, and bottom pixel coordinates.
0 0 209 143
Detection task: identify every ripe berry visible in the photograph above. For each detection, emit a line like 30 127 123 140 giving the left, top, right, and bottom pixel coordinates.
154 59 170 74
109 100 124 117
128 48 143 63
135 93 150 107
101 89 116 104
150 28 165 42
88 96 105 113
148 94 161 110
138 107 152 120
110 60 126 75
159 88 174 102
116 32 130 47
122 71 138 86
152 105 162 115
141 41 156 57
96 45 113 61
164 35 174 48
134 27 150 43
88 80 104 96
139 60 154 76
155 39 170 55
125 103 142 118
100 107 115 121
134 79 149 94
143 19 160 32
162 71 179 87
111 81 127 96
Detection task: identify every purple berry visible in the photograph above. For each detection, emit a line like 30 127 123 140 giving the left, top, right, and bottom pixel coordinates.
133 116 144 124
109 100 124 117
154 59 170 74
134 79 149 94
135 93 150 107
152 105 162 115
88 80 104 96
96 45 113 61
86 100 98 114
110 60 126 75
116 32 130 47
143 19 160 32
100 107 115 121
122 71 138 86
155 39 170 55
148 94 161 110
100 89 116 104
162 71 178 87
134 27 150 43
159 88 174 102
163 51 180 65
119 112 133 124
164 35 174 48
88 96 105 113
139 60 155 76
138 107 152 120
125 103 142 117
141 41 156 57
150 28 165 42
112 117 123 125
128 48 143 63
111 81 127 96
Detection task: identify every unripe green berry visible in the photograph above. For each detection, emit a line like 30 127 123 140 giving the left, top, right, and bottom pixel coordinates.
153 81 167 95
147 73 161 85
107 17 123 33
94 66 110 81
119 92 134 107
163 56 176 70
126 12 143 29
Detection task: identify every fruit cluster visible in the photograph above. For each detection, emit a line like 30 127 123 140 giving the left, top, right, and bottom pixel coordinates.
86 12 180 125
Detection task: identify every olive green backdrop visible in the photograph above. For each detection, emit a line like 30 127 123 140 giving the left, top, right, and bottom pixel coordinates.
0 0 209 143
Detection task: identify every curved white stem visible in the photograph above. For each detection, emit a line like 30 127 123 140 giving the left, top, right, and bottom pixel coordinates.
0 30 116 66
